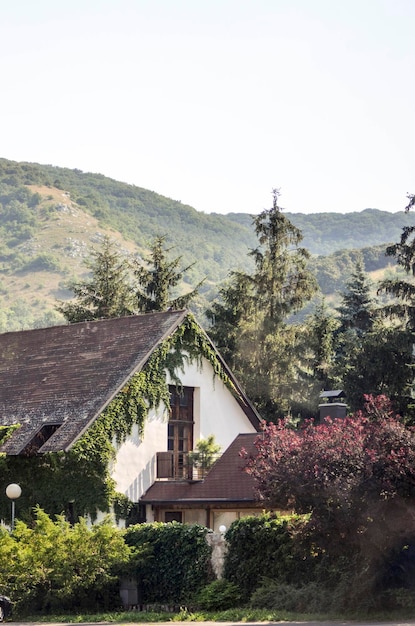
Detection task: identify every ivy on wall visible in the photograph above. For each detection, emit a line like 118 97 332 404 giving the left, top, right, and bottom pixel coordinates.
0 314 235 524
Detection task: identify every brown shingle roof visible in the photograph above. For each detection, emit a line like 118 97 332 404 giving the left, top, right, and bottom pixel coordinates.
141 433 261 506
0 311 187 454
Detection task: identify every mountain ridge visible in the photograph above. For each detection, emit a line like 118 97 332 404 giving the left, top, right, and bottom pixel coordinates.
0 158 413 331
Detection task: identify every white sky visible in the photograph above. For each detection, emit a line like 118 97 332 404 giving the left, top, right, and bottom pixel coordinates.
1 0 414 215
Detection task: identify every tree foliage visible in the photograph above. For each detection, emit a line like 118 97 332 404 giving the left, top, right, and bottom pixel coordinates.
249 189 317 324
380 221 415 331
0 508 131 614
303 298 339 392
223 513 309 596
133 235 204 312
336 260 375 338
124 522 212 604
243 395 415 557
57 235 202 322
207 189 318 418
56 235 133 322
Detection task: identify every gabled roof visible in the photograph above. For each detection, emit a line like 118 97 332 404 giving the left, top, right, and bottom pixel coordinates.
0 312 261 456
141 433 261 506
0 311 187 455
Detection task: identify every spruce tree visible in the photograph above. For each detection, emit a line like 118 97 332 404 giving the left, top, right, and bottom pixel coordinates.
379 221 415 331
250 189 317 324
56 236 133 323
207 189 318 418
332 260 413 413
304 298 339 393
333 261 376 408
336 260 375 338
205 271 254 369
132 235 203 312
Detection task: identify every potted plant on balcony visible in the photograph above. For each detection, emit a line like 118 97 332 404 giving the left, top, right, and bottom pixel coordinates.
188 435 221 479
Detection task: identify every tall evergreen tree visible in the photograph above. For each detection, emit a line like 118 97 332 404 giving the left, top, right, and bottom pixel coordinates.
340 321 414 416
376 198 415 416
332 260 413 413
58 235 203 323
304 298 339 393
207 189 318 418
333 261 377 409
132 236 203 312
379 221 415 331
205 271 254 369
56 236 133 323
249 189 317 325
336 260 375 338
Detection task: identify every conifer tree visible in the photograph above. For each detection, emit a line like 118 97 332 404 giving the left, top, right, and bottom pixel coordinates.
379 218 415 331
205 271 254 369
132 235 203 312
249 189 317 325
333 260 413 413
333 261 377 408
304 298 339 393
56 236 133 323
336 260 375 338
207 189 318 418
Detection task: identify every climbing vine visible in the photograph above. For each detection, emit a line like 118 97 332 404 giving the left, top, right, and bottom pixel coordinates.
0 424 20 445
0 314 238 524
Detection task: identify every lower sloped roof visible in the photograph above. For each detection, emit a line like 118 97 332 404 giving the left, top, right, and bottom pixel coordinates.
141 433 262 506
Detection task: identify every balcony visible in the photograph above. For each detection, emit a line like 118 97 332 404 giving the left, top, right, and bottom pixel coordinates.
156 450 220 481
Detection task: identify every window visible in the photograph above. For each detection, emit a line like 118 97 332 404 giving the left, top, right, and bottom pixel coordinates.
164 511 183 523
21 424 60 456
168 386 194 479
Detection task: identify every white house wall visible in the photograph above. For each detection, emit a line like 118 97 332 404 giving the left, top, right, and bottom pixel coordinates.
167 356 257 448
111 355 257 502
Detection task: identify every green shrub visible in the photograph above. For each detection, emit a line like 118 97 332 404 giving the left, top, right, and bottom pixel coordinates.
22 253 61 272
251 580 331 613
195 579 243 610
124 522 212 604
0 508 132 615
223 513 311 596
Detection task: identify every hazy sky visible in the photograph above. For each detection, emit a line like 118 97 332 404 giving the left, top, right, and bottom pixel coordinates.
1 0 414 215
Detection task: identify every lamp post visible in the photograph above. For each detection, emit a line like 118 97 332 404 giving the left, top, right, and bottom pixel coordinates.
6 483 21 531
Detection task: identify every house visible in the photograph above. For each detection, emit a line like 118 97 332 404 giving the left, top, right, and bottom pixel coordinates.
141 432 264 530
0 311 262 529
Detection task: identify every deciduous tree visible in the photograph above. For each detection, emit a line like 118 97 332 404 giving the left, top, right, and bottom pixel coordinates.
244 395 415 557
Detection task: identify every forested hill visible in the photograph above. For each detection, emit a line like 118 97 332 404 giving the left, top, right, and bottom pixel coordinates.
2 158 414 257
225 208 415 256
0 157 414 331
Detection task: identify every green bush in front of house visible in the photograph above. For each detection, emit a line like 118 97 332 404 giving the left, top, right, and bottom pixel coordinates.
195 579 243 610
124 521 212 605
0 507 132 615
223 513 312 597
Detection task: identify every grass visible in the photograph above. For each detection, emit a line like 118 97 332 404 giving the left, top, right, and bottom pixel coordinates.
15 606 415 623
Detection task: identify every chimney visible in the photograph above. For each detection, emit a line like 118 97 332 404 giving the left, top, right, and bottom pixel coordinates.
318 390 347 421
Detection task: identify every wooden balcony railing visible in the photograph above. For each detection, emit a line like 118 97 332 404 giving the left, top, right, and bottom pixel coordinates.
156 450 220 480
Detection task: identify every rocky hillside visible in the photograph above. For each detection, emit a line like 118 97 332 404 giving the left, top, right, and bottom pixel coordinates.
0 158 413 331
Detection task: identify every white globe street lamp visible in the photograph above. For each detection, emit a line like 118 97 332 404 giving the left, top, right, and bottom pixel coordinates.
6 483 22 531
